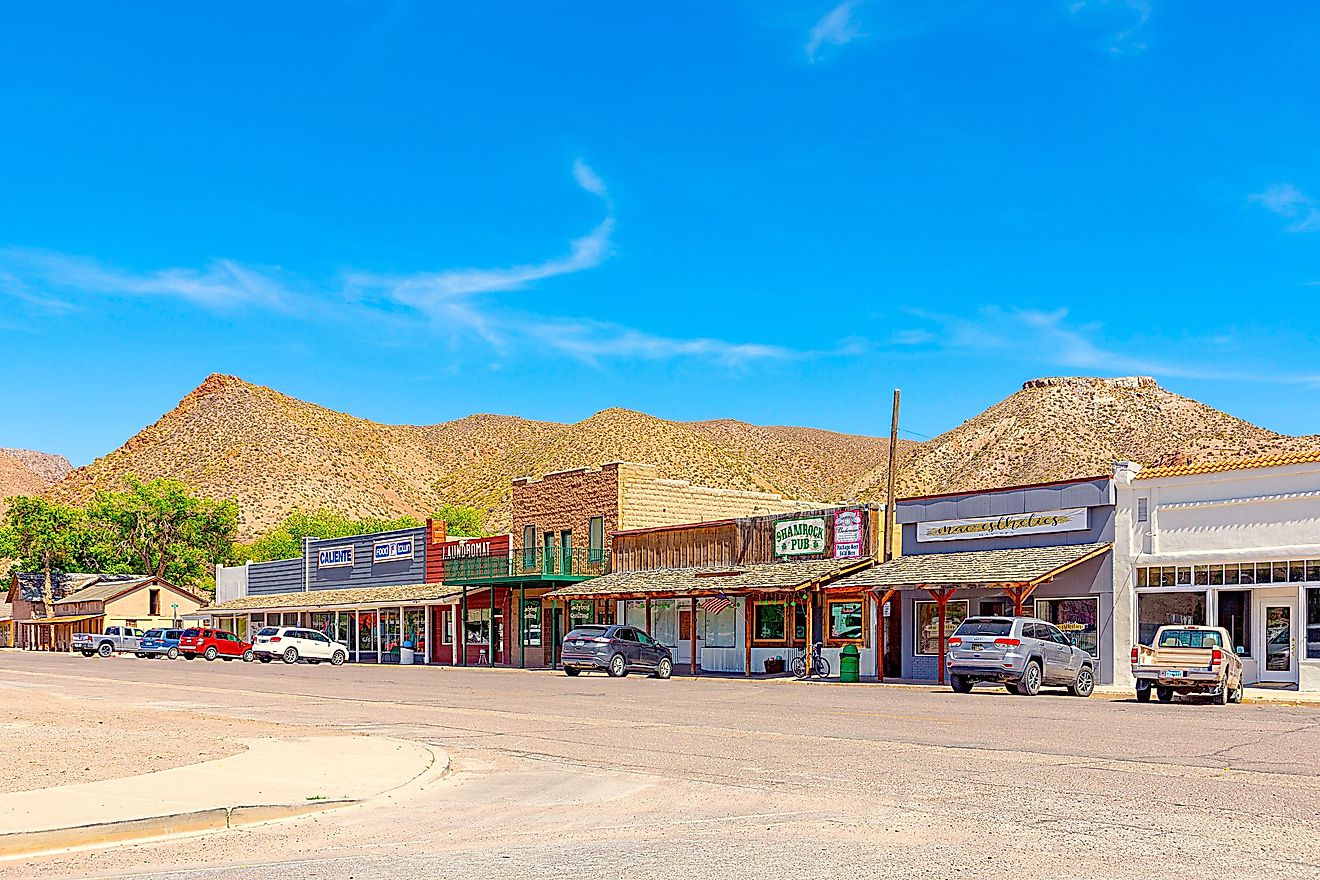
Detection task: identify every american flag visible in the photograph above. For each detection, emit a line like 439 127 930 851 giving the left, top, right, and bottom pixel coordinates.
700 594 732 615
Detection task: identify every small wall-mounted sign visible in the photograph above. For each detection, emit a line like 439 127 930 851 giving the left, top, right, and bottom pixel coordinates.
373 538 414 563
318 545 354 568
775 517 827 557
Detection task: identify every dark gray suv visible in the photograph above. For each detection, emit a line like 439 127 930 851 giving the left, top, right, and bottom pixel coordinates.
946 616 1095 697
561 625 673 679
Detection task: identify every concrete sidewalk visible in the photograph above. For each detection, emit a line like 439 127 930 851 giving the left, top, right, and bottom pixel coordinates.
0 735 447 858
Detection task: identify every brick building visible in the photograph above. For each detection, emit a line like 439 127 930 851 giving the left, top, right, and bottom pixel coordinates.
511 461 821 562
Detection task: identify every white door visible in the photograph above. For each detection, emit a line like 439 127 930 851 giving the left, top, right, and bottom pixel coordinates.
1260 602 1297 684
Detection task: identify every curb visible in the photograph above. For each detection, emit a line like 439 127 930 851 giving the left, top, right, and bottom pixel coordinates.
0 745 452 861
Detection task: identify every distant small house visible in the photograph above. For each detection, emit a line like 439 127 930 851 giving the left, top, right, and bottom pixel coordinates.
6 572 205 651
0 600 14 648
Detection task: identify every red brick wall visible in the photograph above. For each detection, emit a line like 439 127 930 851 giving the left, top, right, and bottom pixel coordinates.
511 464 623 554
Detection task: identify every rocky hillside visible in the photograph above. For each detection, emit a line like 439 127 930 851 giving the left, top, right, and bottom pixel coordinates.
46 375 899 539
0 448 70 516
1 449 71 486
43 373 1320 540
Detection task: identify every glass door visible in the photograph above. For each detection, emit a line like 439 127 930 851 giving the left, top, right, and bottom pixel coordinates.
1261 602 1297 683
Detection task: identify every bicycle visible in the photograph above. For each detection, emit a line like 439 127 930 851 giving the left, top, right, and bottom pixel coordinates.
791 641 831 679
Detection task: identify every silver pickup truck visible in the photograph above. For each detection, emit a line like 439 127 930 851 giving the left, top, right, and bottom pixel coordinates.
73 626 144 658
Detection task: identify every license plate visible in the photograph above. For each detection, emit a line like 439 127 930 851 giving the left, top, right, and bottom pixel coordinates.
1167 670 1184 678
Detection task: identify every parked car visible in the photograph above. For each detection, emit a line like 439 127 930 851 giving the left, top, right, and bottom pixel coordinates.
946 616 1095 697
1131 625 1243 704
178 628 253 662
72 626 144 658
252 627 349 665
560 624 673 678
137 628 184 659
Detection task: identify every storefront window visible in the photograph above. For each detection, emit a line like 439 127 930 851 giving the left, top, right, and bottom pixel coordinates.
827 599 864 642
357 611 378 654
440 609 453 645
652 600 677 646
1217 590 1251 655
1035 598 1099 658
380 609 401 662
569 600 593 630
522 600 542 646
335 612 351 648
1137 591 1205 646
1308 589 1320 660
311 611 334 638
702 601 736 648
622 600 645 629
915 600 968 655
466 607 491 645
754 602 786 643
404 607 425 655
794 602 807 642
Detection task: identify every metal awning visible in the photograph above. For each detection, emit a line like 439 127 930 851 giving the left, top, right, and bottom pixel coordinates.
828 542 1112 590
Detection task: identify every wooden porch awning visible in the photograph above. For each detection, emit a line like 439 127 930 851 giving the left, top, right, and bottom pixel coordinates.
201 582 462 614
23 614 104 626
828 542 1112 590
541 557 872 600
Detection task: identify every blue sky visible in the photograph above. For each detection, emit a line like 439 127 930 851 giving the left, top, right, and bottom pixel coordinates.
4 2 1320 466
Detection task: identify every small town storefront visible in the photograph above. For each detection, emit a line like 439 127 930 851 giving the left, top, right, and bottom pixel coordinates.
1115 454 1320 691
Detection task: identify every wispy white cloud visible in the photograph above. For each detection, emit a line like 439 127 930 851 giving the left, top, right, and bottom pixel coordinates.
524 318 800 368
897 307 1320 385
805 1 865 62
1250 183 1320 232
1068 0 1151 55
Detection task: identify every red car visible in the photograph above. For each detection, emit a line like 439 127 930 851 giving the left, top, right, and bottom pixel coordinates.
178 628 254 662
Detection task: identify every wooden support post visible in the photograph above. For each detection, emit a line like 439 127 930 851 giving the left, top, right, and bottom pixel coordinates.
550 597 559 669
743 595 753 676
460 586 469 666
805 590 815 675
645 597 653 637
690 596 699 677
875 588 896 681
519 585 526 668
1003 583 1038 616
924 586 955 684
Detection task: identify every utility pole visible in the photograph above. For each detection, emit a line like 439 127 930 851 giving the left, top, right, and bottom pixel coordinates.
877 389 901 681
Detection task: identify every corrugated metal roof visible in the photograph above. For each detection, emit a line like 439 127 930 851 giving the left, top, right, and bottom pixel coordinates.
203 582 460 612
1135 449 1320 480
542 558 871 599
831 543 1111 589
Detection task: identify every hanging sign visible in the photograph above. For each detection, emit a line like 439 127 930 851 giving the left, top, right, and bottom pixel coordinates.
373 538 414 562
318 545 354 568
916 508 1089 543
775 517 827 557
834 509 863 559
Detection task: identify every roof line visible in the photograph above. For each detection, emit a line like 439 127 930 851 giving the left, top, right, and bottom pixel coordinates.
1028 542 1113 586
898 474 1111 504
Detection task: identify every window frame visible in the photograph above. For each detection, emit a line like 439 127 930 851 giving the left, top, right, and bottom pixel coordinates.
913 599 970 656
825 596 867 646
1033 596 1101 659
751 600 789 646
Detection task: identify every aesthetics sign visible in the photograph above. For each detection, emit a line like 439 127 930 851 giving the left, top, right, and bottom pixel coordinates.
775 517 827 557
916 508 1089 543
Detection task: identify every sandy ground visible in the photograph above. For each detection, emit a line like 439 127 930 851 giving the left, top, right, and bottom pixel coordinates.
3 653 1320 879
0 660 339 793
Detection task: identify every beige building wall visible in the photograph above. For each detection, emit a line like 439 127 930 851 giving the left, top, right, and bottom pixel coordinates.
617 463 821 531
105 585 204 629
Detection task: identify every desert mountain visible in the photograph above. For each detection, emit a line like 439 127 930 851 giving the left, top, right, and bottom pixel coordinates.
0 448 69 516
41 373 1320 541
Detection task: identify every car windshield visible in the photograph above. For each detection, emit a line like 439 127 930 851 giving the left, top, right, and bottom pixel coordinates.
182 629 200 638
566 626 609 640
954 619 1013 637
1158 629 1222 649
144 629 163 638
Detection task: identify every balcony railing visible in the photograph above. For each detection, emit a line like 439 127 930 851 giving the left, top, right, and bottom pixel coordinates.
442 547 606 582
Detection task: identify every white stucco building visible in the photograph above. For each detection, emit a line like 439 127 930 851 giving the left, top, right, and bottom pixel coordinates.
1114 451 1320 691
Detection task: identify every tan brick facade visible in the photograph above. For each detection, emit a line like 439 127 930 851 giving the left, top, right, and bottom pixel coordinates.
511 461 821 559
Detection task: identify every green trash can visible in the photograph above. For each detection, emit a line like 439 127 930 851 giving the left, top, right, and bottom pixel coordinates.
839 644 860 683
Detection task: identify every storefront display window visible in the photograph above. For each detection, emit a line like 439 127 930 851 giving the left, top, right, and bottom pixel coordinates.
1035 597 1099 658
380 609 401 662
523 600 542 646
622 600 645 630
794 602 807 642
1217 591 1251 655
1308 589 1320 660
404 607 425 656
311 611 334 638
1137 591 1205 646
336 612 351 648
915 600 969 655
827 599 864 643
753 602 785 643
440 609 452 645
652 600 677 646
569 600 593 630
466 607 491 645
357 611 378 654
702 602 736 648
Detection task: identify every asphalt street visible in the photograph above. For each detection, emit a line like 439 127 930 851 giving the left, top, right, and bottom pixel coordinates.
3 651 1319 879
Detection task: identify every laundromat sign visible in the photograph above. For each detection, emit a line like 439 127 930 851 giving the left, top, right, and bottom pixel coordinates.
775 517 827 557
916 508 1089 543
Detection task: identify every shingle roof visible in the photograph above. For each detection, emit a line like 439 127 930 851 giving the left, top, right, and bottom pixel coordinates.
1136 448 1320 480
202 582 461 612
542 557 872 599
831 543 1111 589
10 572 137 603
53 577 155 605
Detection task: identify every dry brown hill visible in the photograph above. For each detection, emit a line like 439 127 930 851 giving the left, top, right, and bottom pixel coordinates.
45 373 1320 541
1 449 71 486
1 449 67 517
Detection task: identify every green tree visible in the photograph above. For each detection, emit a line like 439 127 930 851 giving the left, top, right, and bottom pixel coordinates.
87 475 238 587
233 509 423 563
2 496 96 600
433 504 485 537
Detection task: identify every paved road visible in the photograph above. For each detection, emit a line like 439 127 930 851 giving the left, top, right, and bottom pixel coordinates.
3 652 1320 879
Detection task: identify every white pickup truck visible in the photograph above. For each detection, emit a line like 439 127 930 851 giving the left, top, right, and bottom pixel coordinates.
1131 625 1244 705
72 626 144 658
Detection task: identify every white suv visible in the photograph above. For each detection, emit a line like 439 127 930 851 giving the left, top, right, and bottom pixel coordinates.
252 626 349 666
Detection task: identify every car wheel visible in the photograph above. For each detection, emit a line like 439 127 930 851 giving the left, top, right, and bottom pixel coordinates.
331 651 346 666
950 674 973 694
282 646 299 664
1230 679 1245 703
1068 666 1095 698
241 649 254 663
80 650 95 658
166 647 179 660
259 655 272 664
1019 661 1042 696
1005 683 1021 695
97 642 113 658
1156 686 1174 703
655 657 673 680
1215 680 1230 705
203 646 218 661
607 654 628 677
1135 682 1152 702
564 666 581 676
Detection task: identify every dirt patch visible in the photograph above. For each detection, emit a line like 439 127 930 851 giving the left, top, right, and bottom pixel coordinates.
0 688 338 794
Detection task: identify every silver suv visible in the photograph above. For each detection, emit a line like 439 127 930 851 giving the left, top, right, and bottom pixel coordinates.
946 616 1095 697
